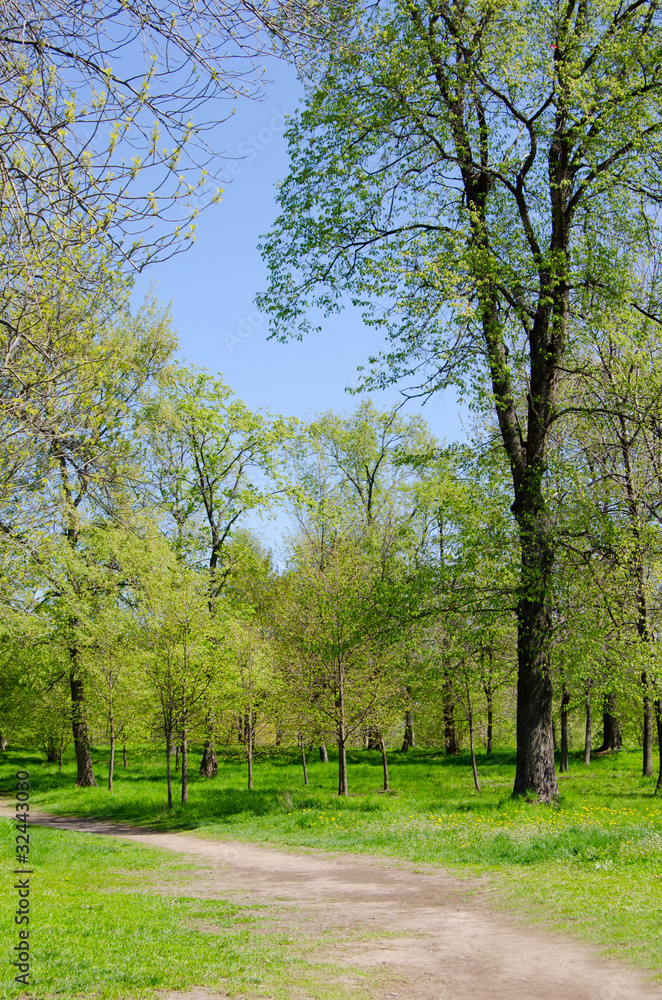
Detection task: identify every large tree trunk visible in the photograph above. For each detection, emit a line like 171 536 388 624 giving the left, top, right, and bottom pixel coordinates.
401 710 415 751
511 521 558 801
596 693 620 752
443 679 460 754
560 687 570 773
45 736 58 763
319 743 328 763
584 683 592 765
70 671 97 787
199 738 218 778
366 725 380 750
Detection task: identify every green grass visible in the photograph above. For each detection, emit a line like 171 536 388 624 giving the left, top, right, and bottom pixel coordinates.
2 743 662 993
0 817 312 1000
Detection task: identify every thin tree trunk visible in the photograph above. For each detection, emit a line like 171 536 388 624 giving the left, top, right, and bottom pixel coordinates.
467 686 480 793
443 679 460 754
108 734 115 792
401 710 415 751
181 731 188 803
560 687 570 773
379 734 389 792
122 743 127 768
337 659 348 796
58 732 64 771
643 682 654 778
0 732 6 750
584 684 592 766
70 671 97 786
484 682 493 755
337 730 348 796
301 744 308 786
655 697 662 795
166 737 173 811
247 707 253 790
175 744 180 771
319 744 328 763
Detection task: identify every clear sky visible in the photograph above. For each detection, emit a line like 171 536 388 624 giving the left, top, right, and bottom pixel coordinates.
133 58 468 446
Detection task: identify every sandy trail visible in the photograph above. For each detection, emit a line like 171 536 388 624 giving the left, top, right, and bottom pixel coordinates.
6 805 662 1000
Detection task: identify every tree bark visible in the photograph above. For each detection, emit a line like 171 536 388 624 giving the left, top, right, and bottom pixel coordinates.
596 693 621 752
199 737 218 778
181 731 188 803
108 735 115 792
443 679 460 754
467 686 480 792
175 744 180 771
401 710 415 751
166 737 173 811
70 671 97 786
584 684 592 766
46 736 58 763
643 683 654 778
247 707 253 790
484 682 493 755
122 743 127 768
379 734 389 792
319 743 328 763
337 658 348 796
337 730 348 796
511 525 558 801
560 687 570 773
366 725 380 750
301 744 308 786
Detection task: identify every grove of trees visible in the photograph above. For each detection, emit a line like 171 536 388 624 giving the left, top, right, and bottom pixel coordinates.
3 1 662 802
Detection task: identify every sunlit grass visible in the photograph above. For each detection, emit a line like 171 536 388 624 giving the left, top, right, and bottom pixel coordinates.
2 743 662 986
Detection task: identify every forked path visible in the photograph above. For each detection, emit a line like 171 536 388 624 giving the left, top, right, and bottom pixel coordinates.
12 806 662 1000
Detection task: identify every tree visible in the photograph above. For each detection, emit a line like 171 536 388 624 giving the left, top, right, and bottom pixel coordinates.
0 0 318 289
259 0 662 799
143 558 215 808
28 293 175 785
277 524 407 796
142 367 292 775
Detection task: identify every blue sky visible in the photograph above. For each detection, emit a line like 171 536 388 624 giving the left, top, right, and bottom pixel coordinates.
133 59 468 446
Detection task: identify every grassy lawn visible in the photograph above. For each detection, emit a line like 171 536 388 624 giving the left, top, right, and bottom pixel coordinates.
1 743 662 995
0 816 320 1000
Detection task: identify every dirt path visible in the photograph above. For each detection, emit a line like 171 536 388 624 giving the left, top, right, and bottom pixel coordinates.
7 805 662 1000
